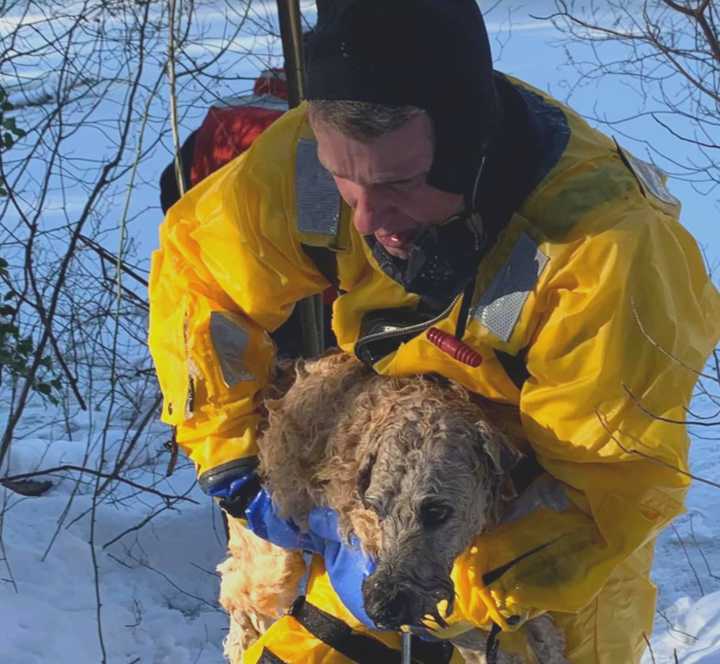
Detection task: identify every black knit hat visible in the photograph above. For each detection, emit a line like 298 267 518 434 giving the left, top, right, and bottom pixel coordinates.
305 0 499 196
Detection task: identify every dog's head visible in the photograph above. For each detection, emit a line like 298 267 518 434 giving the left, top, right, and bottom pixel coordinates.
259 354 520 630
355 378 517 630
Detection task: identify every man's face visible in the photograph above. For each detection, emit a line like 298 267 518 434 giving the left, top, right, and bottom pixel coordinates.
311 111 464 259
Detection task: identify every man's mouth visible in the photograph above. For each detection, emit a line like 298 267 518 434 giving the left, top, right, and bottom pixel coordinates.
376 230 417 255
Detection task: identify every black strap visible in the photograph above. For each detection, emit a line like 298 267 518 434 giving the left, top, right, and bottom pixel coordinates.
301 243 340 290
409 634 455 664
257 647 287 664
454 278 477 340
290 597 454 664
291 597 397 663
199 457 259 494
482 536 562 587
508 453 544 496
486 621 502 664
354 298 458 368
495 349 530 391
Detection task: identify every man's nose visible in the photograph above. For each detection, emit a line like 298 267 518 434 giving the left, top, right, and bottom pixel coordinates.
352 187 388 235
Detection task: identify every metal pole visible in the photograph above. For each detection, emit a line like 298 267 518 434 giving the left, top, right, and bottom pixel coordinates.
276 0 324 357
401 630 412 664
276 0 305 106
167 0 187 198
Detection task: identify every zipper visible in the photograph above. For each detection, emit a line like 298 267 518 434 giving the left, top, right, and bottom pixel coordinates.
357 292 462 348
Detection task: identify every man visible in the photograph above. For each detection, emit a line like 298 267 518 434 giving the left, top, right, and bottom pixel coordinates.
148 1 720 662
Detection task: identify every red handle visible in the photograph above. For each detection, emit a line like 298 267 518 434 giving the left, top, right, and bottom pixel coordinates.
426 327 482 367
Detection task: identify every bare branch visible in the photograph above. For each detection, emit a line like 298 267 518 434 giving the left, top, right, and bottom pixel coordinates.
1 465 199 504
594 410 720 490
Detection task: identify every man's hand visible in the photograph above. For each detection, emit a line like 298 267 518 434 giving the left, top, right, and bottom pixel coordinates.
209 473 263 519
306 507 377 629
244 492 378 628
244 486 306 549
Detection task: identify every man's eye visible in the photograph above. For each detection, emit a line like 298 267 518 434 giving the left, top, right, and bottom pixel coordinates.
420 503 453 527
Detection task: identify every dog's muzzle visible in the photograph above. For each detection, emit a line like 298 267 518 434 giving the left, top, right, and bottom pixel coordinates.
362 571 455 630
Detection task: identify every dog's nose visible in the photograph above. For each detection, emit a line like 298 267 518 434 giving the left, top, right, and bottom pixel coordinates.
365 583 418 629
383 589 414 625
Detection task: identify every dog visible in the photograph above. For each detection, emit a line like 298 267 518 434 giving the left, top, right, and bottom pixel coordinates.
218 352 568 663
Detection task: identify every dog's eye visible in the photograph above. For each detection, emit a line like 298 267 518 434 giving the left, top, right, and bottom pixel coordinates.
420 503 453 527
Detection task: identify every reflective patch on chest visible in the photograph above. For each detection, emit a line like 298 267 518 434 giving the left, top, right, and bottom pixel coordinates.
209 312 254 387
470 233 549 343
617 143 680 209
295 138 341 237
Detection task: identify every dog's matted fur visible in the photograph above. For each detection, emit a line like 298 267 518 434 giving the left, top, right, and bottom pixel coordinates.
218 352 568 663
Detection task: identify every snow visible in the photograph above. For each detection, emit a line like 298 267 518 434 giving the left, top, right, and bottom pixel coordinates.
4 409 720 663
646 429 720 663
1 1 718 662
2 426 228 664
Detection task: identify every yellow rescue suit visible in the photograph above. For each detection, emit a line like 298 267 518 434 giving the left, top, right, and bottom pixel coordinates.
148 77 720 663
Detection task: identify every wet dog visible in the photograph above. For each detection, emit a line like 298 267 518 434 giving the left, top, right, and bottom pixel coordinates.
218 352 567 663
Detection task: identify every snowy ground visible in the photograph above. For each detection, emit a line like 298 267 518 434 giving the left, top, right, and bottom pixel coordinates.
1 405 228 664
2 392 720 663
1 1 719 662
649 428 720 663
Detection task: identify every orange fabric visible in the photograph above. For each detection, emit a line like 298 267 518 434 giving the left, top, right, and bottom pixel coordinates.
253 69 289 98
190 104 285 186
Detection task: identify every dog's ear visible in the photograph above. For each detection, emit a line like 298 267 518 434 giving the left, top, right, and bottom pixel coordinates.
264 358 301 400
474 426 525 523
474 423 522 475
357 452 377 506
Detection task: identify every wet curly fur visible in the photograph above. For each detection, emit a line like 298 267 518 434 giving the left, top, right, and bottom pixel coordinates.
218 352 567 663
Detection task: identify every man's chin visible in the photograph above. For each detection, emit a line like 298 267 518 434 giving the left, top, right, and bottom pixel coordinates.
375 229 417 260
376 234 413 259
383 244 410 259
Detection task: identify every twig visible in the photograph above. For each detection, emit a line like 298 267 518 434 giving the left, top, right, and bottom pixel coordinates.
630 299 719 384
0 493 18 593
688 514 720 581
656 607 698 643
642 633 657 664
595 410 720 490
107 552 134 570
189 561 220 579
98 396 162 496
102 482 195 549
623 384 720 427
1 465 198 504
78 234 148 288
124 549 221 612
671 523 705 597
